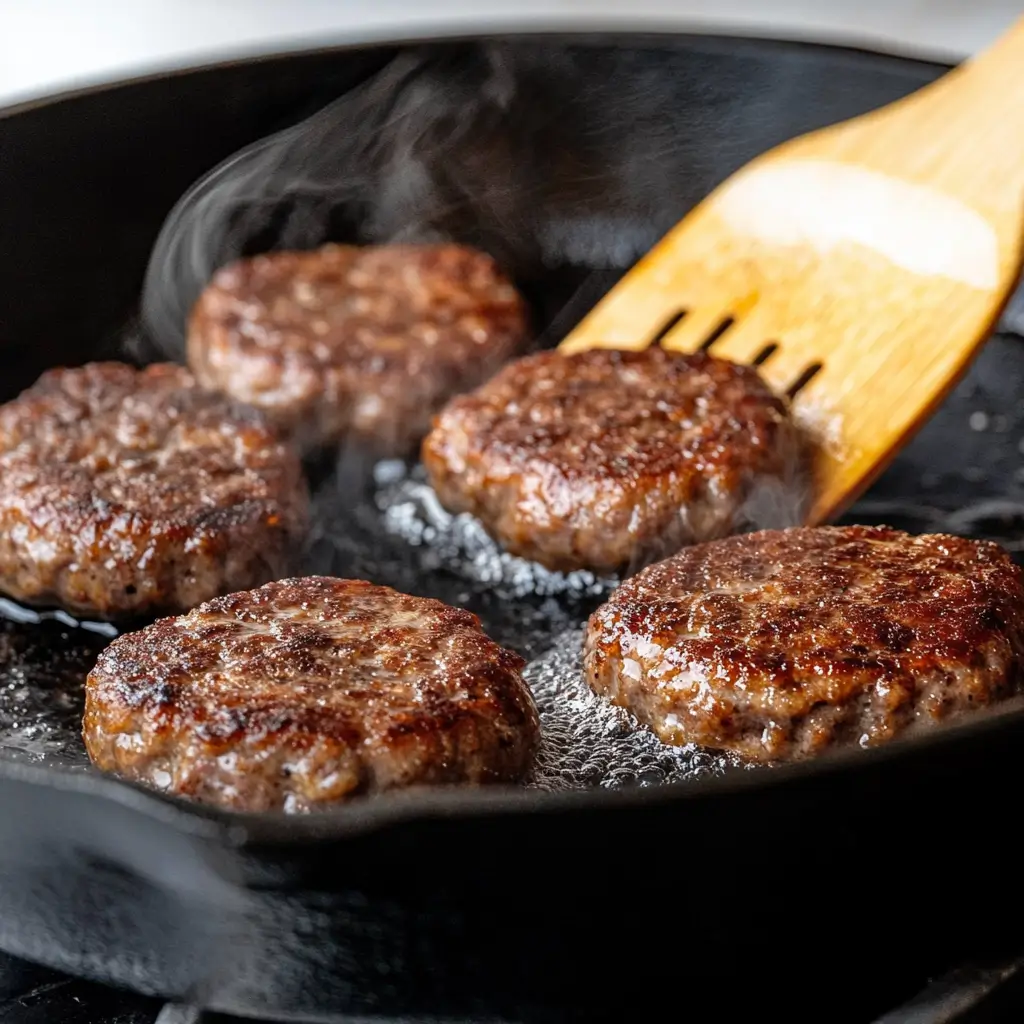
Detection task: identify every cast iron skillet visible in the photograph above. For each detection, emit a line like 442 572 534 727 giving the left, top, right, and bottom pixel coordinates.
3 34 1024 1023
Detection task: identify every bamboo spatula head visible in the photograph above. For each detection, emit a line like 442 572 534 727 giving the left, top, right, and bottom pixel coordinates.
560 21 1024 525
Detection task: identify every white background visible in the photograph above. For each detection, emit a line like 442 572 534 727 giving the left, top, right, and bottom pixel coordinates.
0 0 1022 107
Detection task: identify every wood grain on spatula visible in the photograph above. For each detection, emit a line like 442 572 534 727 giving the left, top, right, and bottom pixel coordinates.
560 20 1024 524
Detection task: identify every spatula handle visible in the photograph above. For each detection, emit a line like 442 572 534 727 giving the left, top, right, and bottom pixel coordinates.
777 16 1024 220
916 17 1024 175
961 16 1024 83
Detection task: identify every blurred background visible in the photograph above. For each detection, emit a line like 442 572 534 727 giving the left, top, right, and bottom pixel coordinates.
0 0 1022 107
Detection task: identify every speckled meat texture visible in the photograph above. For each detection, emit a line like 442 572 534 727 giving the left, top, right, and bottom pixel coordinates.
83 576 540 811
0 362 308 621
422 347 804 574
187 243 531 454
584 525 1024 762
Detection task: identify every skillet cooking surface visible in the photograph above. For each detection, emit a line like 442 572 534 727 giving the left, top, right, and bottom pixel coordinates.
3 34 1024 1023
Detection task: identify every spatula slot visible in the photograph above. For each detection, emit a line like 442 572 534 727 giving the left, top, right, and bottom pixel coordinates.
786 362 823 397
752 342 779 366
700 316 735 351
650 310 687 345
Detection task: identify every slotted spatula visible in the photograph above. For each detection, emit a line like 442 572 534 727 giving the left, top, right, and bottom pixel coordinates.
559 19 1024 524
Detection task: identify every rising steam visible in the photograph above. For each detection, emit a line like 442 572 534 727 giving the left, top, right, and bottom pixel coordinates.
137 40 764 361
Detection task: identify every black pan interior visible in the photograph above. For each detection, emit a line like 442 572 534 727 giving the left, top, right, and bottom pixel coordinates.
3 34 1024 1022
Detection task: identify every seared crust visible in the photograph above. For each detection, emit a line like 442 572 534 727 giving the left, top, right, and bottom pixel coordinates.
422 347 803 574
187 243 530 453
0 362 308 620
584 525 1024 762
83 576 540 811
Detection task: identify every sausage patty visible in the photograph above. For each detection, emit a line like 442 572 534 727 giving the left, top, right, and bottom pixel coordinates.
187 243 530 453
422 347 804 575
584 525 1024 762
83 576 540 811
0 362 308 621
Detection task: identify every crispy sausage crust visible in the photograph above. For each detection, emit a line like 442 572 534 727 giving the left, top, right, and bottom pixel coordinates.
0 362 308 620
187 243 530 453
584 525 1024 762
84 576 540 811
422 347 804 574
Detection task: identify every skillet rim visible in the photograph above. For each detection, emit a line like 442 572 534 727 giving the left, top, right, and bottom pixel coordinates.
3 665 1023 847
2 29 1010 849
0 29 952 122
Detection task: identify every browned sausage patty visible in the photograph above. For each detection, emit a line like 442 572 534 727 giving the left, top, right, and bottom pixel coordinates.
422 347 803 575
187 243 530 453
584 525 1024 763
0 362 308 621
84 576 540 811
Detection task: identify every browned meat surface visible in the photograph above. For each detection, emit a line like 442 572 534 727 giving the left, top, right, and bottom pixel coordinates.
584 525 1024 762
187 243 530 453
83 576 540 810
0 362 308 621
422 347 804 574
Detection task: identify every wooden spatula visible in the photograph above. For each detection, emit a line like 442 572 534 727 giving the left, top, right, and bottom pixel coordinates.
559 20 1024 525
